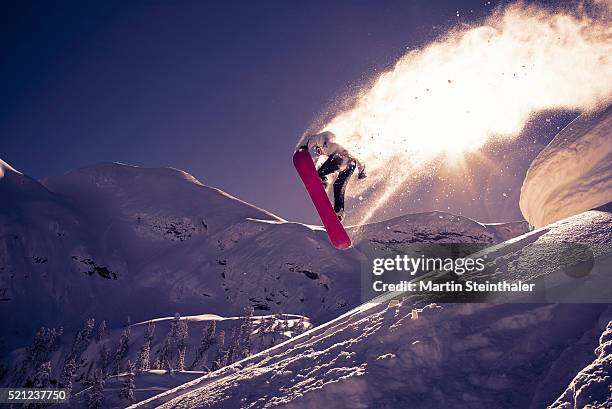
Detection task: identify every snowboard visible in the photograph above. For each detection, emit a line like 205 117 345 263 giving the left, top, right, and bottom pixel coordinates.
293 148 352 250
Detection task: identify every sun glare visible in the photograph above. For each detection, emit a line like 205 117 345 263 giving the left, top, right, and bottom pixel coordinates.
311 3 611 225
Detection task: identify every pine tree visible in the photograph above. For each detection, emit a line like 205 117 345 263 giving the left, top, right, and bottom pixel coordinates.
98 343 110 376
136 321 155 373
158 337 172 373
214 348 230 370
239 306 254 359
144 320 155 342
136 345 149 373
96 320 107 342
87 369 105 409
295 316 307 335
115 319 131 375
175 319 188 371
257 318 268 353
271 314 285 346
80 318 96 344
226 327 240 365
72 318 95 358
217 330 226 350
190 321 216 370
156 313 185 373
211 330 226 371
60 356 77 397
33 361 51 388
155 314 180 373
27 327 61 370
169 313 181 341
119 360 136 403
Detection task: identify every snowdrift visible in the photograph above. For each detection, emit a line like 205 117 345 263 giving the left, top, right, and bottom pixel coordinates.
520 103 612 228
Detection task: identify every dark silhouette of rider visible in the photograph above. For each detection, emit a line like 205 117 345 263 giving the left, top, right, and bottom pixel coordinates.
297 131 366 221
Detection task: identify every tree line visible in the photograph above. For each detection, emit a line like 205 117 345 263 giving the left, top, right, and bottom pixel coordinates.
11 307 309 408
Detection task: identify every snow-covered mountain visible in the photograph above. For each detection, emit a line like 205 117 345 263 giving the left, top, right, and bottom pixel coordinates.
0 159 528 354
2 157 610 409
124 209 612 409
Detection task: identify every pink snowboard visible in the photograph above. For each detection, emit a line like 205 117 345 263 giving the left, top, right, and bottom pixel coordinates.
293 149 352 250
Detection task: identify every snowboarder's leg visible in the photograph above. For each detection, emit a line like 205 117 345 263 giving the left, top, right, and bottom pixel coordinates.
317 154 342 188
333 161 356 220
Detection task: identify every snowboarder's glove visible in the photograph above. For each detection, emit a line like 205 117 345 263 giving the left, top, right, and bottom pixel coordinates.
358 170 367 179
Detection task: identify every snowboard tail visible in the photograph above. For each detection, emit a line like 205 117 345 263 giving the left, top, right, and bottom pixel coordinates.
293 149 352 250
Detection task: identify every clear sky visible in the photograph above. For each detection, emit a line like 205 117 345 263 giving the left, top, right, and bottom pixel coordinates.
1 0 574 224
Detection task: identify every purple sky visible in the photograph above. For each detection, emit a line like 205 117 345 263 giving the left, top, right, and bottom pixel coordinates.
1 0 574 224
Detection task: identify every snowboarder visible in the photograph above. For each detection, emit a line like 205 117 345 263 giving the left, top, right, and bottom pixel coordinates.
297 131 366 221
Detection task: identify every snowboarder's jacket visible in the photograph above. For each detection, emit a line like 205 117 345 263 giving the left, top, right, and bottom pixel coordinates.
302 131 366 178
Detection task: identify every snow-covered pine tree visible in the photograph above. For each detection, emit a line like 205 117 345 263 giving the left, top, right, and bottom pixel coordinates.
295 316 307 335
87 369 105 409
158 337 172 373
79 318 95 345
169 313 181 341
211 330 226 370
217 329 226 350
16 327 61 387
136 321 155 373
220 348 231 369
175 319 188 371
96 320 107 342
190 321 216 370
257 318 268 353
98 342 110 376
72 318 95 358
144 320 155 342
226 327 240 365
239 306 254 359
271 314 286 346
33 361 51 388
156 313 181 373
59 356 77 397
114 318 131 374
27 327 60 370
119 360 136 403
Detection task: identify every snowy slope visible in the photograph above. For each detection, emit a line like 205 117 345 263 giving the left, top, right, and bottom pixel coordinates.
132 209 612 409
520 103 612 228
350 211 528 244
411 209 612 304
0 160 528 354
3 312 309 408
549 320 612 409
1 158 610 408
3 313 305 386
138 304 611 409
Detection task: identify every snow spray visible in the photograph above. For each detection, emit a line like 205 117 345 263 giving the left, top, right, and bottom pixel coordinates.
300 1 612 228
